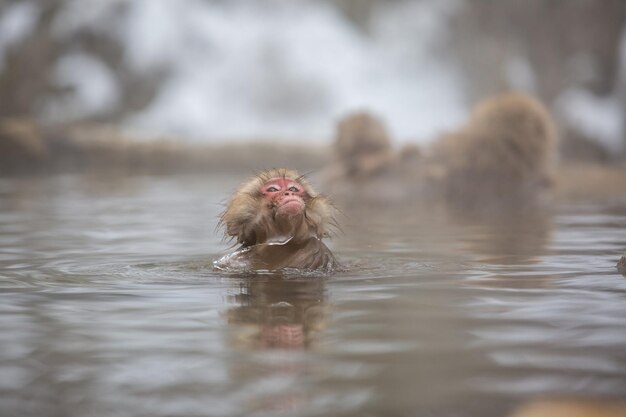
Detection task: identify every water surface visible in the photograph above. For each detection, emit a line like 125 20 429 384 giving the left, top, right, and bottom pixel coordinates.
1 174 625 417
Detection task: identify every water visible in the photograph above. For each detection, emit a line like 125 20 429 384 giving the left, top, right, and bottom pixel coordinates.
1 174 625 417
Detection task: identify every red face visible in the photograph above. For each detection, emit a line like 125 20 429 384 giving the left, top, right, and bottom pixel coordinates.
261 177 307 216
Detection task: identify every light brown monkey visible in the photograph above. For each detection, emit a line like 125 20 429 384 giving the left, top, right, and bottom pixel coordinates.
215 168 338 272
427 92 558 208
323 111 414 204
335 112 394 179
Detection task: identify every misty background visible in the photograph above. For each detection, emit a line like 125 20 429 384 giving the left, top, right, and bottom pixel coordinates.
1 0 625 159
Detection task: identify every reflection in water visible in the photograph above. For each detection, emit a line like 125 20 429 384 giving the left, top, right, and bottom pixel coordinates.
335 201 554 268
224 276 329 414
450 205 553 265
226 277 328 350
1 175 626 417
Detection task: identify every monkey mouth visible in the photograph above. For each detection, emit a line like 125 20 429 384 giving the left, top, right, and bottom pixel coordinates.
276 197 305 216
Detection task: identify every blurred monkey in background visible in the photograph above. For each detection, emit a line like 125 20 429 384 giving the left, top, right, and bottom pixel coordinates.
427 92 558 209
326 92 558 210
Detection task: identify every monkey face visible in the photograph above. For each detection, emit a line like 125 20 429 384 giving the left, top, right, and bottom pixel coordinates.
220 169 336 251
261 177 307 217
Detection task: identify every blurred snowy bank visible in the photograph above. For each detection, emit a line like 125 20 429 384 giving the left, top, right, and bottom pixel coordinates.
0 0 624 156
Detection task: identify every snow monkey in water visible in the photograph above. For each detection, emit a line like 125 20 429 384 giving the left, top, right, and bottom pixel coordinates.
427 92 559 208
214 168 339 272
325 92 557 207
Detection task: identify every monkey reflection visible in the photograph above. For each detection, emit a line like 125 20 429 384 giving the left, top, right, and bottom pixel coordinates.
427 93 557 264
223 278 328 415
326 95 558 265
225 278 327 350
453 208 553 265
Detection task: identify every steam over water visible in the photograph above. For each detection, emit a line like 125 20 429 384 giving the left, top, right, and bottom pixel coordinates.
1 174 625 417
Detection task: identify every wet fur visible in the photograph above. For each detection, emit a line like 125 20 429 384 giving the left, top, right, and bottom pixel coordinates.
428 92 558 207
218 168 338 271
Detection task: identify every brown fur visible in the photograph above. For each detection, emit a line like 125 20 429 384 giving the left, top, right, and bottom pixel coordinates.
428 92 558 207
322 112 408 205
216 168 338 271
335 112 394 179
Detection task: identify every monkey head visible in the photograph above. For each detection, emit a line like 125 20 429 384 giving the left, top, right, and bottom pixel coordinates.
220 168 337 248
335 112 393 179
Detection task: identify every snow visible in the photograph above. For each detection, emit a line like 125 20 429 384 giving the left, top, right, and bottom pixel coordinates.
1 0 468 142
556 88 623 154
5 0 623 150
0 2 39 71
122 0 467 142
44 53 120 122
554 26 626 155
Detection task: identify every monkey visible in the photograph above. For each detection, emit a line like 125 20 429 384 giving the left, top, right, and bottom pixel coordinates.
426 92 559 209
323 93 557 210
322 111 418 205
334 111 394 180
214 168 338 272
225 278 327 349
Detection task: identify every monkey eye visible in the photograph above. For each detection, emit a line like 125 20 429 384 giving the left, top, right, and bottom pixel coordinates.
266 186 279 192
288 186 299 192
